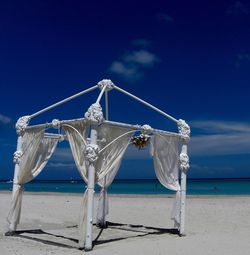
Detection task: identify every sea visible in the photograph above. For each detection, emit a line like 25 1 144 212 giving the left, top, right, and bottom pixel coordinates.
0 179 250 195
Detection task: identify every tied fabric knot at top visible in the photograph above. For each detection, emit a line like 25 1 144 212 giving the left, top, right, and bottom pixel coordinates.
52 119 61 129
16 116 31 136
84 103 104 124
85 144 99 163
141 124 152 134
177 119 190 141
97 79 115 91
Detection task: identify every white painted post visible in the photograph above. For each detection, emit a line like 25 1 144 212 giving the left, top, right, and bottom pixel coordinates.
84 84 107 250
8 115 30 232
9 136 23 232
100 90 109 228
177 119 190 236
102 187 107 227
105 90 109 120
84 126 98 250
180 142 188 236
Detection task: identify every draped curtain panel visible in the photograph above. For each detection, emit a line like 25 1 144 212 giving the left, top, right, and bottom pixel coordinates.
7 128 58 229
150 134 181 227
96 123 134 225
64 121 133 247
63 120 88 183
63 120 88 246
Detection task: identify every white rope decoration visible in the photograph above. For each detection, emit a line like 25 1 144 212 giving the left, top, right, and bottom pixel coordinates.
16 116 31 136
97 79 114 91
177 119 190 140
52 119 61 129
13 151 22 164
85 144 99 163
179 152 189 172
84 103 104 124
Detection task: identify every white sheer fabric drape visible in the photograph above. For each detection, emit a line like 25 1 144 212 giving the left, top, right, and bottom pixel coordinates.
150 134 181 227
7 128 58 230
96 124 134 226
63 120 88 247
63 121 88 182
63 121 133 247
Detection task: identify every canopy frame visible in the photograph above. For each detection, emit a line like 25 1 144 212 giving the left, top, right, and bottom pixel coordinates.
7 79 190 251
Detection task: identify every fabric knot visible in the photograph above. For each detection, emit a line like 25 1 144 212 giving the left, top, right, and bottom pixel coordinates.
85 144 99 163
52 119 61 129
177 119 190 141
97 79 115 91
84 103 104 124
179 152 189 172
13 150 22 164
16 116 30 136
141 124 152 134
13 183 23 189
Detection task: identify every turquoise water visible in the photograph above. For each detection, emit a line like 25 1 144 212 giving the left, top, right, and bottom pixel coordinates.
1 179 250 195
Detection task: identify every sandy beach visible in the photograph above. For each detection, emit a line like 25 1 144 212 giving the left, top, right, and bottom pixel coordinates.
0 192 250 255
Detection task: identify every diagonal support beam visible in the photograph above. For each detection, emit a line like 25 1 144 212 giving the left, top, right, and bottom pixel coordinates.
30 85 98 119
114 85 178 123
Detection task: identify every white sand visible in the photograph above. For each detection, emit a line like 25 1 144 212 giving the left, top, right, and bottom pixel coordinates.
1 192 250 255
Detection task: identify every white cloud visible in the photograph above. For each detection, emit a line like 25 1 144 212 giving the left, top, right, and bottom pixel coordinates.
190 134 250 156
189 120 250 156
189 163 236 177
51 121 250 160
47 162 76 169
0 114 11 125
109 61 142 81
123 50 159 67
109 41 159 82
49 148 76 169
53 148 74 162
190 164 234 171
191 120 250 134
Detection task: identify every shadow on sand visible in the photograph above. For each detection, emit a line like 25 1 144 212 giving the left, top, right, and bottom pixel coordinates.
5 221 179 250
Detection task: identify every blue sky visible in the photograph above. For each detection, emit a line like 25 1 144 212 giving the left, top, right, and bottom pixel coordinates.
0 0 250 180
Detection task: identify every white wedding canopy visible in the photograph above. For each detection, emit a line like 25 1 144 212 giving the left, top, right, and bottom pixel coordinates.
6 79 190 251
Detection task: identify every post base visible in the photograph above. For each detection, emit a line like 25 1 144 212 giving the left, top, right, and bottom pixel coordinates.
84 246 93 252
5 231 16 236
179 232 186 237
96 221 107 229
